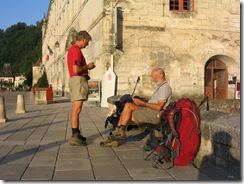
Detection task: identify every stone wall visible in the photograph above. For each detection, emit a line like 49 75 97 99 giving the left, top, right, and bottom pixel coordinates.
188 99 240 179
110 0 240 99
196 109 240 179
207 99 240 114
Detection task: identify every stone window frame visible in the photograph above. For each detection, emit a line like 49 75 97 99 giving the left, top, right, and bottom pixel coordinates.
170 0 194 12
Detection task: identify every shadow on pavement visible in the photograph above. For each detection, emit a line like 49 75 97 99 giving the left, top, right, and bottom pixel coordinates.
0 141 67 166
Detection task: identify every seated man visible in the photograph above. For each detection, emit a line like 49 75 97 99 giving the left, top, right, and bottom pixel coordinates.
102 67 172 146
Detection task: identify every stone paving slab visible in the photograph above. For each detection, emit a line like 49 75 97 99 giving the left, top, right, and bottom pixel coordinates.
93 164 131 179
0 92 235 181
21 166 54 180
53 169 95 180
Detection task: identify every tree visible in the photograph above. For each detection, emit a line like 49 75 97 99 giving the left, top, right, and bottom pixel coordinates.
37 71 49 88
0 21 43 86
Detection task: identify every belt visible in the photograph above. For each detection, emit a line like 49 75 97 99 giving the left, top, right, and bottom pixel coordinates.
70 75 90 80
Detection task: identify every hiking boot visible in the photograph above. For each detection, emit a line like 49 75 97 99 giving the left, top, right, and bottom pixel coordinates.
77 130 87 141
70 132 87 146
109 126 120 136
79 134 87 141
100 139 119 147
108 126 126 140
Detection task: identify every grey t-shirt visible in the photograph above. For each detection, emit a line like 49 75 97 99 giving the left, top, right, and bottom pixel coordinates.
148 81 172 110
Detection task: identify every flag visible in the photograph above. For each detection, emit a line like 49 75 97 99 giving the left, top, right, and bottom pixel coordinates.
47 45 53 55
46 54 49 61
46 45 53 61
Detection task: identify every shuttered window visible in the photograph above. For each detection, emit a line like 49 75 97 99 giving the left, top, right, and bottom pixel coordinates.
170 0 194 12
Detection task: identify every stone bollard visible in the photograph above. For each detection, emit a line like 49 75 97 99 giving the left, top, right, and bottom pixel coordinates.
0 96 7 122
15 94 26 113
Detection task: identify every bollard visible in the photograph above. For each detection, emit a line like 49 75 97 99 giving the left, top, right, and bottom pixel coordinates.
0 96 7 122
15 94 26 113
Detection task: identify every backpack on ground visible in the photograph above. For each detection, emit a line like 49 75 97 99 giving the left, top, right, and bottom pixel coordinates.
143 98 201 169
104 94 143 129
104 94 133 129
104 77 142 129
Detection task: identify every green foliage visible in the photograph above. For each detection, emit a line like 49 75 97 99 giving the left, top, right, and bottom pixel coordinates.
37 71 49 88
0 21 43 86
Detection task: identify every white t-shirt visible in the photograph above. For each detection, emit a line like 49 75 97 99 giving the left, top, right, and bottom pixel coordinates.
148 81 172 110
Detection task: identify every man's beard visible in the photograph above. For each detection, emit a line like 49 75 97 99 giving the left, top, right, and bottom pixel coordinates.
156 79 164 86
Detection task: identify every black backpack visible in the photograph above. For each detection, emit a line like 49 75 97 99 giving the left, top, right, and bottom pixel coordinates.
104 94 143 129
104 94 133 129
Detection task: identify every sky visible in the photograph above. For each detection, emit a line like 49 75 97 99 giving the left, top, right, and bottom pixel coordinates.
0 0 50 31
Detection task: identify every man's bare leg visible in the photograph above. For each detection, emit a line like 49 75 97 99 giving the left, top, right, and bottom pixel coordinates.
70 100 87 145
108 103 138 140
117 103 138 126
71 100 83 129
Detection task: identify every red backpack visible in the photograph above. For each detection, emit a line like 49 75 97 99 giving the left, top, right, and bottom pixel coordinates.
143 98 202 169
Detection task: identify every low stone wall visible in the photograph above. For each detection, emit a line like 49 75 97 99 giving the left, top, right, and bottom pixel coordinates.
196 109 240 179
206 99 240 114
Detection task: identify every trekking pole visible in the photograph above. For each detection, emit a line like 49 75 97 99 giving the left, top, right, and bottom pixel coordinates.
132 76 140 96
206 97 209 111
199 95 209 111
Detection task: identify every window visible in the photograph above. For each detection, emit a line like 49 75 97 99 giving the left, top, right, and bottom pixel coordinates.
114 7 123 50
170 0 194 12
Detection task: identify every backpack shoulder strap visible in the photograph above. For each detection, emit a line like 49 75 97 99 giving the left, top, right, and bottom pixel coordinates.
168 108 181 137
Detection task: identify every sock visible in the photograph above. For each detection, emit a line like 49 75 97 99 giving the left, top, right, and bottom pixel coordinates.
72 128 79 135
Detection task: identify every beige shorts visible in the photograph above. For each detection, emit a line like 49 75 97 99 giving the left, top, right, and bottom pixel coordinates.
132 106 160 125
69 76 88 101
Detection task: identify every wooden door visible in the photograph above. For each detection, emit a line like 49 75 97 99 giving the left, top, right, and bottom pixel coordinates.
204 60 228 99
215 69 227 99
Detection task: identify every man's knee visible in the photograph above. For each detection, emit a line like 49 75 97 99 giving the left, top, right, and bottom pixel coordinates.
73 107 81 114
124 102 137 111
73 101 83 114
131 115 140 125
123 102 131 109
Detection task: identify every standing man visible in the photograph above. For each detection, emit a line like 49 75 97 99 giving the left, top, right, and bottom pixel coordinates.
67 31 95 146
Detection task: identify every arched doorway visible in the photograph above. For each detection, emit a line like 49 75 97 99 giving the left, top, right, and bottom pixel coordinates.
204 59 228 99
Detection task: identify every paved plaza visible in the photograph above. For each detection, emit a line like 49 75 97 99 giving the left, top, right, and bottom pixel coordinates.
0 91 236 181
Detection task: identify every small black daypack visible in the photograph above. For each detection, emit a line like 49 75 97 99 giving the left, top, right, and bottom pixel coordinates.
104 94 133 129
104 94 144 129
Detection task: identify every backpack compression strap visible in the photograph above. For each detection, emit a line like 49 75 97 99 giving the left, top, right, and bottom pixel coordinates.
168 108 181 138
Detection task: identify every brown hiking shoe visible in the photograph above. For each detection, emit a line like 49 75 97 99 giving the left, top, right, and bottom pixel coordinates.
109 126 120 136
70 132 87 146
77 130 87 141
108 126 126 140
100 139 119 147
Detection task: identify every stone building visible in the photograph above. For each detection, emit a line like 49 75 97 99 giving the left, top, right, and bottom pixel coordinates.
14 75 26 88
32 58 45 86
41 0 240 102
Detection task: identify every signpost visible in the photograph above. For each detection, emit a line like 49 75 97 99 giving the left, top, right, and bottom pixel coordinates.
101 55 116 107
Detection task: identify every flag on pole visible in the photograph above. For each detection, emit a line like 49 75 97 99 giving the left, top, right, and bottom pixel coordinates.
47 45 53 55
46 45 53 61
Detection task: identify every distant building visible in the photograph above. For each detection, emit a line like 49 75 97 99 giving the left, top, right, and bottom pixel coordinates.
32 58 44 86
14 75 27 87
